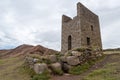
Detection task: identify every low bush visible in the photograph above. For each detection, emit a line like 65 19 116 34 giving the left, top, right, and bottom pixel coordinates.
42 59 52 64
69 62 90 75
31 71 50 80
52 69 63 75
21 65 36 78
74 47 86 52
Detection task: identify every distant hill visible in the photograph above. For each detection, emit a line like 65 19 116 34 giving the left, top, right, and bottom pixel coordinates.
0 44 58 58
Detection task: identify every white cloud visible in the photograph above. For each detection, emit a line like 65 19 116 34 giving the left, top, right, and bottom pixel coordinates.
0 0 120 50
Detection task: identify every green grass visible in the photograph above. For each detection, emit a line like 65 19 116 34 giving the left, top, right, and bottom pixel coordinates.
31 71 50 80
27 54 41 59
69 62 90 75
83 54 120 80
103 51 120 54
73 47 86 52
0 59 4 64
52 68 63 75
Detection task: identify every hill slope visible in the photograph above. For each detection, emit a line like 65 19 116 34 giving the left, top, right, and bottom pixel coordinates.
52 53 120 80
0 44 59 80
0 56 30 80
0 44 58 58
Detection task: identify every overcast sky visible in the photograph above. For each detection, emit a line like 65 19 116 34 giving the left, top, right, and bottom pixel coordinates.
0 0 120 51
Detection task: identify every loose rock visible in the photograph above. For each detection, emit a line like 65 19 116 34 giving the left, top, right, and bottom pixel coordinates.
34 63 48 74
66 56 80 66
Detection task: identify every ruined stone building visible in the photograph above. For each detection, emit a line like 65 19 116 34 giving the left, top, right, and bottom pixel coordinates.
61 2 102 53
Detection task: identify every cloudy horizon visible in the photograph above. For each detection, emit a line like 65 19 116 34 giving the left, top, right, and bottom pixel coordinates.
0 0 120 51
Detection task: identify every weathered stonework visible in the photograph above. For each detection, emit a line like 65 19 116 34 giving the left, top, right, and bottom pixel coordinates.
61 2 102 53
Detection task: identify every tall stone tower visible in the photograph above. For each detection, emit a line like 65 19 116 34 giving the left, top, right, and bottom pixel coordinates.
61 2 102 53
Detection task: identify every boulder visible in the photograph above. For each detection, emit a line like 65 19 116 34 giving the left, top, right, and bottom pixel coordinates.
48 55 57 63
50 62 63 75
62 63 72 72
60 56 67 62
71 51 82 57
66 56 80 66
34 63 48 74
50 62 62 70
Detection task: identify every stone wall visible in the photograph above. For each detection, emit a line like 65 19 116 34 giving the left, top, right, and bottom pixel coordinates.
61 15 81 53
78 2 102 49
61 2 102 53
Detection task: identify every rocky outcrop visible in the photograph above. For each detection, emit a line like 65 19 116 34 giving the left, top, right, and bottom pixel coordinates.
25 48 103 75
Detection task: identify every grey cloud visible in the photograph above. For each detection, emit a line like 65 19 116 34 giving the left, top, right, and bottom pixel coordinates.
29 29 61 50
34 30 60 43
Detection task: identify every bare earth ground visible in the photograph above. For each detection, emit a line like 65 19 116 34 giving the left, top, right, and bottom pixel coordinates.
51 53 120 80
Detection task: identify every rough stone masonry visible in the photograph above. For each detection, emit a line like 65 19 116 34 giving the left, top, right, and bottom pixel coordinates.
61 2 102 53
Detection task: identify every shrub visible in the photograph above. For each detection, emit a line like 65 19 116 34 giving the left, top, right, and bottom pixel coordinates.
55 53 63 61
32 71 50 80
21 65 36 78
27 54 41 59
89 69 108 77
42 59 52 64
69 62 90 75
52 69 63 75
66 52 72 56
74 47 86 52
87 60 96 65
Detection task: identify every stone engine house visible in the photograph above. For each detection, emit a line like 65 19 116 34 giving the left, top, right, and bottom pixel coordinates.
61 2 102 53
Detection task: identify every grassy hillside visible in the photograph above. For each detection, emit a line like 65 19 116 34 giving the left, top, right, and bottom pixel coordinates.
0 56 31 80
0 44 58 80
83 53 120 80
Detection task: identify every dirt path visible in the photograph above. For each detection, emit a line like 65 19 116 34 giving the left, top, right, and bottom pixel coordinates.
51 54 119 80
